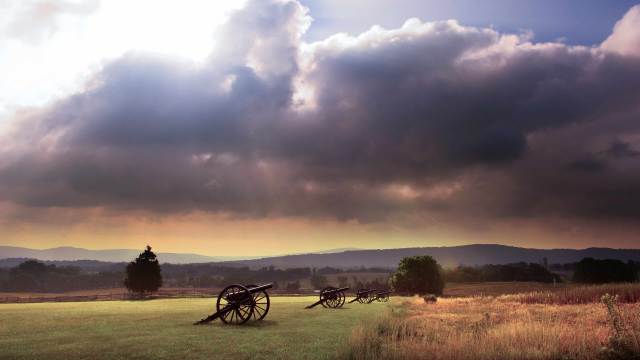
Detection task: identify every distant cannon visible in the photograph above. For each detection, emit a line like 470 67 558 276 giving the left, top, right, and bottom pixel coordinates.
194 283 272 325
372 290 392 302
305 286 349 309
348 289 376 304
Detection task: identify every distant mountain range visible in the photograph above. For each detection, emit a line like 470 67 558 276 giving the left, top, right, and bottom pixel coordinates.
217 244 640 269
0 246 243 264
0 246 361 265
2 244 640 269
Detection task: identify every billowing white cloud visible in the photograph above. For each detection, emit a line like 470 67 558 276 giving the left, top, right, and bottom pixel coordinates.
1 0 640 232
602 5 640 57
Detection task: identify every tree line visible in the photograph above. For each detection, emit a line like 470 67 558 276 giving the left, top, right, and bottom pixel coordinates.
1 252 637 293
443 262 562 283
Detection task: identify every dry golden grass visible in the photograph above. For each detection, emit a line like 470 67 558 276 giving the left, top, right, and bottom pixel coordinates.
344 296 640 360
501 283 640 305
444 282 567 297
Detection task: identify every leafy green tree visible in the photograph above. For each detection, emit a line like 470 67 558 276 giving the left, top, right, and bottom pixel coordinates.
124 245 163 295
391 256 444 295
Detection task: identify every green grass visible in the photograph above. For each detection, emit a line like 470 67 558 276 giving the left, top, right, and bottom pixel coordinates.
0 296 384 360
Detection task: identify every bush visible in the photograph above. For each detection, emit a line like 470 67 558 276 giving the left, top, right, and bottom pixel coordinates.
391 256 444 295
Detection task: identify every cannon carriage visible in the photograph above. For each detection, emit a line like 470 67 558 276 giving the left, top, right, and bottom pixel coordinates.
372 290 392 302
305 286 349 309
348 288 375 304
349 289 392 303
195 283 272 325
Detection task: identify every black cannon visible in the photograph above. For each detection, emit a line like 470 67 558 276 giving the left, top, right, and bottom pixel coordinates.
305 286 349 309
371 290 392 303
195 283 272 325
348 288 376 304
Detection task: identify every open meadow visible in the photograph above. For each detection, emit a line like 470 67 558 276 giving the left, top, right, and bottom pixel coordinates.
0 296 384 360
2 284 640 360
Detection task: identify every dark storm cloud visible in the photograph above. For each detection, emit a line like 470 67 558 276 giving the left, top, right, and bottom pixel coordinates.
1 1 640 225
606 139 640 159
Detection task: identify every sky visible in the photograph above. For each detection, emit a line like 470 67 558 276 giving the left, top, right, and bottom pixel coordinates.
0 0 639 256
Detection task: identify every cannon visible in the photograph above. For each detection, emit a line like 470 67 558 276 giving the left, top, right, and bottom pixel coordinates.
371 290 392 303
348 289 376 304
194 283 272 325
305 286 349 309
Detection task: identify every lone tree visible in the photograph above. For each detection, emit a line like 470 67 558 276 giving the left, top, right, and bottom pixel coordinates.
391 255 444 295
124 245 163 296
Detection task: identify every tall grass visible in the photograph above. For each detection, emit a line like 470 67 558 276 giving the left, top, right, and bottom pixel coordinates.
343 295 640 360
501 283 640 305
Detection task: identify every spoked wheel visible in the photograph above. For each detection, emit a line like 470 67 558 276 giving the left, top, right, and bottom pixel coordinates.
246 284 270 321
327 293 343 308
378 294 389 302
356 289 369 304
320 287 341 308
217 284 253 325
366 289 378 304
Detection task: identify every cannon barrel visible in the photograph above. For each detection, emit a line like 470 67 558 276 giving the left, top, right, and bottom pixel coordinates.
247 283 273 293
323 286 350 294
377 290 392 295
225 283 273 301
357 289 375 295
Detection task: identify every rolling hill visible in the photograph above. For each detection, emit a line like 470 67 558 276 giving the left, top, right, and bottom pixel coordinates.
2 244 640 269
218 244 640 269
0 246 241 264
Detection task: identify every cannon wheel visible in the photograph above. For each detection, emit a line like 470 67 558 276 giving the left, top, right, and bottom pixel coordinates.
378 294 389 302
246 284 270 321
217 284 253 325
320 286 343 308
356 289 369 304
320 286 334 308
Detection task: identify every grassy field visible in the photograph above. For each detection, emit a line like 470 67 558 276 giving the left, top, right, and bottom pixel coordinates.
346 285 640 360
0 296 385 360
3 283 640 359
